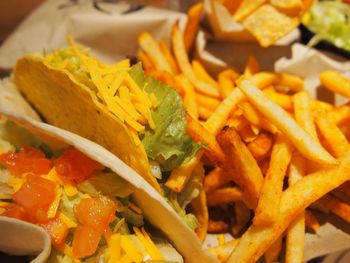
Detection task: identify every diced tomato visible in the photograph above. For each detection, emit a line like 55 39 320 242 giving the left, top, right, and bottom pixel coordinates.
0 147 52 176
74 196 116 232
40 218 69 246
13 175 56 222
54 148 102 184
72 225 101 259
1 204 29 221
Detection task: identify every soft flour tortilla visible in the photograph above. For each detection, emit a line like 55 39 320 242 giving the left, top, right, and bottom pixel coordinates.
13 56 160 191
0 109 217 263
0 217 51 263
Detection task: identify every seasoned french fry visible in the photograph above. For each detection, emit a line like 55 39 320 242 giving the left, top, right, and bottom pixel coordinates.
247 132 273 161
138 32 173 73
199 106 214 121
311 100 333 112
285 153 306 263
192 60 218 88
208 219 229 233
250 72 278 88
238 80 337 165
184 2 203 53
264 236 282 263
186 114 225 163
138 50 155 74
244 55 260 76
207 187 243 206
217 127 263 209
175 75 199 119
254 133 293 225
190 187 209 241
159 40 179 74
240 102 278 133
320 70 350 99
227 151 350 263
203 167 231 193
320 194 350 224
149 69 184 96
305 210 320 232
171 23 220 98
270 0 303 16
263 87 294 111
196 93 221 111
327 102 350 126
218 69 239 99
232 202 251 236
294 90 318 139
315 113 350 158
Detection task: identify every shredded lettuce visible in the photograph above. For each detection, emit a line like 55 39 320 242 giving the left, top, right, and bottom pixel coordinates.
303 1 350 51
129 64 202 172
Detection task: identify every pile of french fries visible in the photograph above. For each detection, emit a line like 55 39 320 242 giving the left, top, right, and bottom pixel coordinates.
216 0 315 47
137 3 350 263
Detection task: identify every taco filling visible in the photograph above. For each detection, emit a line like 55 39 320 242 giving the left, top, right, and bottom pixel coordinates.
0 117 181 263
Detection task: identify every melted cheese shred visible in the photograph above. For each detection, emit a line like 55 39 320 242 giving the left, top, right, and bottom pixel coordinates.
52 36 159 136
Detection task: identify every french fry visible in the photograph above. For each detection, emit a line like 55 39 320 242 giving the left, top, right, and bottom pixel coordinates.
315 113 350 158
240 102 278 133
243 4 300 47
320 70 350 99
339 181 350 200
250 72 278 88
233 0 266 22
149 69 184 96
217 127 263 209
320 194 350 224
175 75 199 119
208 219 229 233
285 153 306 263
327 102 350 126
196 93 221 111
227 151 350 263
203 167 231 193
206 239 239 262
263 87 294 111
184 2 203 53
238 80 337 165
171 23 220 98
247 132 273 161
244 55 260 76
232 202 251 236
165 155 201 192
199 106 214 121
305 210 320 232
264 236 282 263
186 114 225 163
311 99 333 112
138 32 173 73
207 187 243 206
138 50 155 73
294 90 318 139
254 133 293 225
190 187 209 241
159 40 179 74
218 69 239 99
221 0 243 14
192 60 218 88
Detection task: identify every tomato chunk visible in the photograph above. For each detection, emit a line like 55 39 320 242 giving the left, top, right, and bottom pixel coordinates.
74 196 116 232
13 175 56 222
54 148 102 184
41 218 69 246
72 225 101 259
1 204 29 221
0 147 52 176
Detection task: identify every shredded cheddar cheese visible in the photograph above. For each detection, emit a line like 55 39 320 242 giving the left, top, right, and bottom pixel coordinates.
47 186 62 219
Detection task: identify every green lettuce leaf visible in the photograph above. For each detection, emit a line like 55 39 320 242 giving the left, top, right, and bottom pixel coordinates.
129 63 202 172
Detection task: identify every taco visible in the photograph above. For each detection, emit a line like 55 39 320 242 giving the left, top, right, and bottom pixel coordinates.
13 37 201 195
0 110 216 263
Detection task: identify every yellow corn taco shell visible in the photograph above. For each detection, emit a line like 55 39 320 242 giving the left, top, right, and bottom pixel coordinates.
13 56 160 192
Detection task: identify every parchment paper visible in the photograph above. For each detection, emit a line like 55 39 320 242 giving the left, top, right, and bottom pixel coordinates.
0 0 185 70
